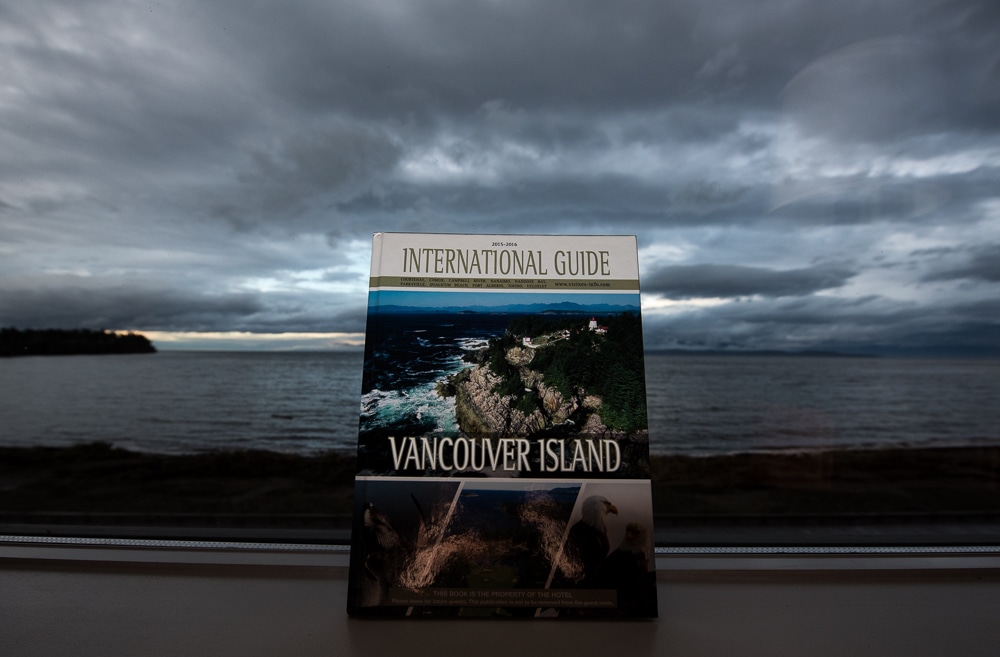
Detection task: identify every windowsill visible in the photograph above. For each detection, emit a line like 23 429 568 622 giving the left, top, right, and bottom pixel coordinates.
3 538 1000 656
3 534 1000 570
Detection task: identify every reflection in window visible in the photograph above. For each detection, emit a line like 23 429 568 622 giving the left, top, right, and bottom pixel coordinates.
2 1 999 545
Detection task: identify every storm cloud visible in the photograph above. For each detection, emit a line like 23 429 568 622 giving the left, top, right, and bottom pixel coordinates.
644 264 855 299
1 0 998 354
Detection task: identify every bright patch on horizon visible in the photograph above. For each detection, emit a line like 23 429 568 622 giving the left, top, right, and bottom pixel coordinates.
141 331 365 351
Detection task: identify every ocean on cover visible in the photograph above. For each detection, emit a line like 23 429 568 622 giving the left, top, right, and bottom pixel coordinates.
347 233 657 618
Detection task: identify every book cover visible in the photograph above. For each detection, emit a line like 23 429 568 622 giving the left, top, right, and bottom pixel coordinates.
347 233 657 618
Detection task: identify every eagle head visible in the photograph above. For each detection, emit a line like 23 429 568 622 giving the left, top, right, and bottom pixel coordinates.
581 494 618 530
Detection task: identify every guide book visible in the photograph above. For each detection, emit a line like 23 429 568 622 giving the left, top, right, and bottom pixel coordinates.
347 232 657 618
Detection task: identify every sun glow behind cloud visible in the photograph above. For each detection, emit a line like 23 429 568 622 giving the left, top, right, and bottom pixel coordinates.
142 331 366 351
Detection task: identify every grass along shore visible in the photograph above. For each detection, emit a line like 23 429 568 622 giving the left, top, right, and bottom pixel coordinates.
2 442 999 523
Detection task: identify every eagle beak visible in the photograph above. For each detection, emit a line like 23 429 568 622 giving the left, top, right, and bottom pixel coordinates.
607 503 619 515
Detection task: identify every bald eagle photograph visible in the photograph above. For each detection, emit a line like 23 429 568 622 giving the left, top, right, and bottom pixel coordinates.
547 483 657 618
561 494 619 586
598 522 657 617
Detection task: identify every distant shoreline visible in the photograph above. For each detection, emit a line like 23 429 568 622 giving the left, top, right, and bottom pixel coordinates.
0 328 156 357
644 348 877 358
644 348 1000 360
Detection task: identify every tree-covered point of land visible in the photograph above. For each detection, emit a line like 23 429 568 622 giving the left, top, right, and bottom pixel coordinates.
0 328 157 357
484 313 648 432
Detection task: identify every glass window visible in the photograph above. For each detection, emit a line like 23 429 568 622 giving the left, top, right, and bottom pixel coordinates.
2 1 998 546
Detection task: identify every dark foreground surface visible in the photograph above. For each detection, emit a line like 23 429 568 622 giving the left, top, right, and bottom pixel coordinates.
4 546 999 657
2 442 999 543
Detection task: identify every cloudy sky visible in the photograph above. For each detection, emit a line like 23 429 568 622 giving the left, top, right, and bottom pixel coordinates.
2 0 998 355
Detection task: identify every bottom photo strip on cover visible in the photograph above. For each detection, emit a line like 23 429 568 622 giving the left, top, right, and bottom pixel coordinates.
348 477 657 618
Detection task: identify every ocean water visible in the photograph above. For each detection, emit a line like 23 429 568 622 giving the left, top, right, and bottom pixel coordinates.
0 351 364 454
650 354 1000 455
1 350 998 456
359 311 508 440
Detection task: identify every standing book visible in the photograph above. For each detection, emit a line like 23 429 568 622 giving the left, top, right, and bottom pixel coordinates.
347 233 657 618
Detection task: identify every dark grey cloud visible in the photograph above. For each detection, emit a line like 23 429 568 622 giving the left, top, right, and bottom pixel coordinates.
1 0 998 354
670 181 750 214
210 0 983 121
784 38 952 144
923 245 1000 283
0 275 370 334
642 294 895 352
215 120 404 228
644 264 855 299
769 177 957 226
335 176 671 231
643 293 1000 356
0 278 263 332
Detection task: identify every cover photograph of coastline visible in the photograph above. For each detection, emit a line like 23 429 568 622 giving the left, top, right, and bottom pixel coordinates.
357 287 649 479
